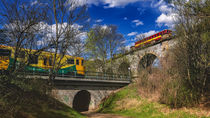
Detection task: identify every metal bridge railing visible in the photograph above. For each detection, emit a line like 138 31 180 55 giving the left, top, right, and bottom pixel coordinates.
0 70 131 81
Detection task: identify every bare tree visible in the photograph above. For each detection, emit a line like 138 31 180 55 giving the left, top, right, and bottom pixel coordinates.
136 34 146 41
0 0 49 72
46 0 88 82
67 33 86 57
107 25 125 71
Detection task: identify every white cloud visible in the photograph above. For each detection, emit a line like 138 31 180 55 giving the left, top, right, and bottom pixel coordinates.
154 1 178 28
132 19 144 26
92 24 108 29
151 0 164 8
135 30 158 40
103 0 142 8
86 0 101 6
66 0 87 10
159 4 173 13
36 22 84 46
31 0 38 6
124 17 128 20
95 19 103 23
127 32 138 36
69 0 151 8
101 24 108 29
87 18 91 22
75 32 87 41
142 30 158 37
156 13 177 28
125 42 135 51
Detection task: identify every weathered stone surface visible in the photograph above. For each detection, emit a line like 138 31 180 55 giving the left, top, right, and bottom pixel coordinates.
109 39 176 77
52 88 114 110
50 39 176 111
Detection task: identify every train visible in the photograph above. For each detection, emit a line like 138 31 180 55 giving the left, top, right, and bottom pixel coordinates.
0 45 85 75
133 29 172 49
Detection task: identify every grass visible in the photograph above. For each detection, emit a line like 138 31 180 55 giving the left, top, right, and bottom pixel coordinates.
0 91 85 118
98 84 209 118
0 75 85 118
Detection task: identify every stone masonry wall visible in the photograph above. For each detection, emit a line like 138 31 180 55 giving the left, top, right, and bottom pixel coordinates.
51 87 115 110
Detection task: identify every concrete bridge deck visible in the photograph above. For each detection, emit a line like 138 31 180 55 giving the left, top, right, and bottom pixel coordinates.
28 74 131 88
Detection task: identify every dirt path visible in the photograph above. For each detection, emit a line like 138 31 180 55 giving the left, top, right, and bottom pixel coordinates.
82 111 131 118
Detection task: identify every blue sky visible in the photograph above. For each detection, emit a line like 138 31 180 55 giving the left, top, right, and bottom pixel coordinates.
0 0 176 49
84 0 176 48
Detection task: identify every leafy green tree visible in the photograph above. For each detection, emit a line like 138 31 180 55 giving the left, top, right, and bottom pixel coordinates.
85 25 125 72
165 0 210 107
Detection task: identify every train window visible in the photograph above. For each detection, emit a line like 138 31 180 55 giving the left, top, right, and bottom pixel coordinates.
43 57 47 65
76 60 79 65
67 58 74 64
81 60 84 66
0 49 11 56
29 54 38 64
18 51 25 58
49 58 52 66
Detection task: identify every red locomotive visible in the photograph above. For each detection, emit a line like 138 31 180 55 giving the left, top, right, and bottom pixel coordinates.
134 29 172 48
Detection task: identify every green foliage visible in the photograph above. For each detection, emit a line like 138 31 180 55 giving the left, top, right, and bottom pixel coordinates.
160 77 200 108
85 25 125 72
84 59 102 72
170 0 210 107
98 84 203 118
99 85 139 113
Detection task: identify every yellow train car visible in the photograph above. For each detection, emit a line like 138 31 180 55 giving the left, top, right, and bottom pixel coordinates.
0 45 85 75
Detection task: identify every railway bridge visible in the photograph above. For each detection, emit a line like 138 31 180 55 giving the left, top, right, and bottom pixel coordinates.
33 38 175 112
32 72 130 112
108 38 176 77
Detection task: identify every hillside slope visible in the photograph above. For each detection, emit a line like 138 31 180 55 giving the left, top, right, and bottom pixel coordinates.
98 84 209 118
0 75 84 118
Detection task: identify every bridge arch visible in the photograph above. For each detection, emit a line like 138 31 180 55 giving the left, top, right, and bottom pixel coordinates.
73 90 91 112
118 61 130 75
137 53 160 73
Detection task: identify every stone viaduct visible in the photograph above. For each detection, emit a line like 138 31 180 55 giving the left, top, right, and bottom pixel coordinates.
109 39 176 77
50 38 175 112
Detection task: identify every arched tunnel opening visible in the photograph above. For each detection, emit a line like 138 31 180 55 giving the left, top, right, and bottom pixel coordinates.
73 90 91 112
138 53 160 73
118 62 130 75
